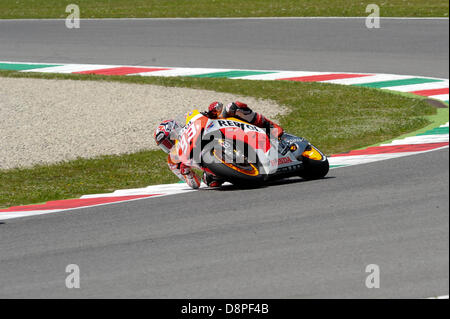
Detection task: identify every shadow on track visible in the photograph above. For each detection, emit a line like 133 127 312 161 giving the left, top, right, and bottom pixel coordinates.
200 176 335 192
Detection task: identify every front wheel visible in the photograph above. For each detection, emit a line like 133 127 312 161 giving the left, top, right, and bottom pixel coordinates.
298 144 329 180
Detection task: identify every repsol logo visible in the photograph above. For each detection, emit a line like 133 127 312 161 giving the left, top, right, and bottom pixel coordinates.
217 120 259 131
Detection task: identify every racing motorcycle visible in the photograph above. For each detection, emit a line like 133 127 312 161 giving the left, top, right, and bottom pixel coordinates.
170 109 329 186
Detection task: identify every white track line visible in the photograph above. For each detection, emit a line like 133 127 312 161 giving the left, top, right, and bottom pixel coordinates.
136 68 230 77
380 134 449 146
23 64 117 73
323 74 414 85
0 196 166 221
233 71 327 80
329 145 449 167
428 94 449 101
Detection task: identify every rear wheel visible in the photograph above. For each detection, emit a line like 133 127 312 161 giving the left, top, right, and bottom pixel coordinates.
202 141 266 186
299 144 329 180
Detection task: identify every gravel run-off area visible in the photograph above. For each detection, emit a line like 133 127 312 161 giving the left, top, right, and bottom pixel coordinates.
0 77 287 169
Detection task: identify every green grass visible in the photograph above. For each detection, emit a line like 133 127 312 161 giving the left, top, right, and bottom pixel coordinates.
358 104 449 149
0 0 448 19
0 151 176 209
0 69 439 208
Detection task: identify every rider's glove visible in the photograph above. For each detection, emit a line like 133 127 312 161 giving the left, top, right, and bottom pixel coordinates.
224 101 251 117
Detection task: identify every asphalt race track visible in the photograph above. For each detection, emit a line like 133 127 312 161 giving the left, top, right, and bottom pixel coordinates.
0 150 448 298
0 18 448 298
0 18 448 77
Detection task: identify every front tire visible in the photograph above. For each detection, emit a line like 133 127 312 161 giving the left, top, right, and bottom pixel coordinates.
298 144 329 180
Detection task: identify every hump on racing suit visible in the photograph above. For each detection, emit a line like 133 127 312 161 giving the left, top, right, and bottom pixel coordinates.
207 101 284 138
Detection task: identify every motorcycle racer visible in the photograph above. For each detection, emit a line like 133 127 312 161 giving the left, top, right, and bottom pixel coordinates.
154 102 284 188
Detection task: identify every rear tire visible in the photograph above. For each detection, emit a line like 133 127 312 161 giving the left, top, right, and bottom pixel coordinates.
202 143 266 187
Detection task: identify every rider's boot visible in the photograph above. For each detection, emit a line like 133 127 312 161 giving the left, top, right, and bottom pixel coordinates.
203 171 224 188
